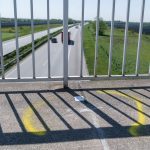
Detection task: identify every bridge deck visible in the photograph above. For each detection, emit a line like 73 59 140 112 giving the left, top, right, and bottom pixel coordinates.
0 79 150 150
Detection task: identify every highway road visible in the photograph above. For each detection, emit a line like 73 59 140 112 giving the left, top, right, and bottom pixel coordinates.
2 26 64 56
5 26 88 78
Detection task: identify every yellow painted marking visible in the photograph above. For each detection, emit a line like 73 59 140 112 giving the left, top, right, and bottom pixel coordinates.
97 90 145 136
22 102 47 136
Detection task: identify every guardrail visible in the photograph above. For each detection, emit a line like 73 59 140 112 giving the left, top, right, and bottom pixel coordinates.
0 0 150 88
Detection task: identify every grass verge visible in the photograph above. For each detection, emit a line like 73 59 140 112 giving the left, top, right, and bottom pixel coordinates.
84 23 150 75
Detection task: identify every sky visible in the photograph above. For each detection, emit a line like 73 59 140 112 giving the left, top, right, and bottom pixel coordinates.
0 0 150 22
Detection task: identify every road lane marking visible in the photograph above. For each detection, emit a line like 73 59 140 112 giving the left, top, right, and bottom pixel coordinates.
22 102 47 136
97 90 145 136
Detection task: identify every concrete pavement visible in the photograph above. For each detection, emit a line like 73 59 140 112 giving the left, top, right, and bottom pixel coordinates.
0 79 150 150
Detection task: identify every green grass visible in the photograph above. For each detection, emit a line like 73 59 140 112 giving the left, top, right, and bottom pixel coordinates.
1 24 61 41
84 23 150 75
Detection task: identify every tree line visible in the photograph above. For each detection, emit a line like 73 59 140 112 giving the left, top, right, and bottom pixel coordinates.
1 18 80 27
106 21 150 35
89 20 150 35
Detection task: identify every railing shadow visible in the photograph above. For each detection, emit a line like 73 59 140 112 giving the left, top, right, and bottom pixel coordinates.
0 86 150 145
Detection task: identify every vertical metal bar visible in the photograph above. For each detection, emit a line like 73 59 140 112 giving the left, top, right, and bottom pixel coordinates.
122 0 130 76
0 15 5 79
47 0 51 78
63 0 68 88
30 0 36 78
94 0 100 77
149 63 150 75
108 0 116 76
80 0 85 77
14 0 20 79
135 0 145 76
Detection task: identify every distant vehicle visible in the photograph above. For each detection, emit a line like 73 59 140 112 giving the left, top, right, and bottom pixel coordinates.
61 31 71 44
51 38 57 43
75 26 79 29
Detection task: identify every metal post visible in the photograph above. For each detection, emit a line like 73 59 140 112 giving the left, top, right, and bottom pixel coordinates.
122 0 130 76
30 0 36 79
47 0 51 78
63 0 68 88
14 0 20 79
108 0 116 76
0 15 4 79
149 63 150 75
80 0 85 77
135 0 145 76
94 0 100 77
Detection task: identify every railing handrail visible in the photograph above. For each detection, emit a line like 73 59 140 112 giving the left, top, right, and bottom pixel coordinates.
0 0 149 88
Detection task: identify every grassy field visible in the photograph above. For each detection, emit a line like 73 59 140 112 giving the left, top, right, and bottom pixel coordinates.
1 24 61 41
84 23 150 75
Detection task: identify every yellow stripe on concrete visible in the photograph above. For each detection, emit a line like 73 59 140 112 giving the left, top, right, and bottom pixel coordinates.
97 90 145 136
22 103 46 136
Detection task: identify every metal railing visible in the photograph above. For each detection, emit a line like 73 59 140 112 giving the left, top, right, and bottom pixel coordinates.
0 0 150 88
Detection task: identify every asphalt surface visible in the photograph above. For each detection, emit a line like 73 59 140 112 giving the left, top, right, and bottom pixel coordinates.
0 79 150 150
5 26 88 78
2 26 63 56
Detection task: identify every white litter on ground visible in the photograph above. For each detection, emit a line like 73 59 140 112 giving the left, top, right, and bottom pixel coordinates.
74 96 85 102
